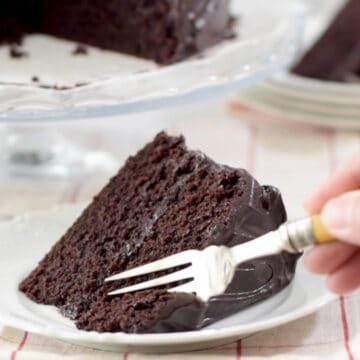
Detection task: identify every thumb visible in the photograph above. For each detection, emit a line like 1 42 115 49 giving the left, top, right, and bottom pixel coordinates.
321 190 360 246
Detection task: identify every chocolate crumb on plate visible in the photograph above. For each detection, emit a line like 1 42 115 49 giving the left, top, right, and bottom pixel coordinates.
72 44 88 56
9 46 28 59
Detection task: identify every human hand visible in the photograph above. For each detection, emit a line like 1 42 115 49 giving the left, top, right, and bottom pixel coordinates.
303 154 360 294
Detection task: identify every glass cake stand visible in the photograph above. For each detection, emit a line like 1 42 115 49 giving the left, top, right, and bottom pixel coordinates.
0 0 305 180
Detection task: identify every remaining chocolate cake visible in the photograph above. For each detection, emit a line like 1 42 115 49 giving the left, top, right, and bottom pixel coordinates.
292 0 360 82
20 132 298 333
0 0 233 64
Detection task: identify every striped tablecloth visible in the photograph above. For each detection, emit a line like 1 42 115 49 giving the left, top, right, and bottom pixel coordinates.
0 98 359 359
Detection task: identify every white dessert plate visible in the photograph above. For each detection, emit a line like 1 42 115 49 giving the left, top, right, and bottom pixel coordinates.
236 0 360 130
0 204 336 353
0 0 304 121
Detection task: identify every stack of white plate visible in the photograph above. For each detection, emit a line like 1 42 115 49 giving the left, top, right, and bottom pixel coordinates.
239 73 360 129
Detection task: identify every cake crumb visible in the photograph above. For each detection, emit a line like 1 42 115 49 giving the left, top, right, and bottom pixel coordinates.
72 44 88 55
32 76 39 83
75 82 89 87
9 46 28 59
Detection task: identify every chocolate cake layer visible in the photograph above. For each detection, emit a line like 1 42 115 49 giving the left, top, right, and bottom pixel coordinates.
20 132 299 333
292 0 360 82
0 0 233 64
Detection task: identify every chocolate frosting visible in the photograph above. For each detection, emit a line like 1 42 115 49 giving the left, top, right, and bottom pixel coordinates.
169 0 234 62
144 178 299 332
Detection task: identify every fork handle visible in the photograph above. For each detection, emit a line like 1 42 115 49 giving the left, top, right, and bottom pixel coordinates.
281 215 334 253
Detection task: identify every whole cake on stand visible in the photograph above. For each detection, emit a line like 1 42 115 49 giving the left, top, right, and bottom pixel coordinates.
0 0 303 181
1 0 233 64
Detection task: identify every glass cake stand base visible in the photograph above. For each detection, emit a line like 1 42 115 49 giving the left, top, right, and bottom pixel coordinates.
0 124 118 180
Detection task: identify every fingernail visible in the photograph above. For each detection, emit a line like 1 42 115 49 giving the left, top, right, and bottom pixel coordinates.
321 191 360 245
321 194 356 235
322 196 351 231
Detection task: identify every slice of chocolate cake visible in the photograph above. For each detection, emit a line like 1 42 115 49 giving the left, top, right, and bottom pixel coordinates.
0 0 233 64
20 132 298 333
292 0 360 82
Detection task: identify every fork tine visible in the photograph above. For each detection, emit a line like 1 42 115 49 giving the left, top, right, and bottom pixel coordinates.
107 267 193 296
105 249 196 282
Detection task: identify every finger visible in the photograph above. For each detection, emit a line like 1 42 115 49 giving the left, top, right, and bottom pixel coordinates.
321 191 360 246
304 154 360 214
303 242 358 274
327 251 360 294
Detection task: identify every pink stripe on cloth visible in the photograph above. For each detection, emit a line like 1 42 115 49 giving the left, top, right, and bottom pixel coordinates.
340 296 354 360
236 340 242 360
327 131 354 360
10 331 28 360
123 352 129 360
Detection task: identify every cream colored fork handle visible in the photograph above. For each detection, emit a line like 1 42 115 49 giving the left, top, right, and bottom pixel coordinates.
279 215 334 253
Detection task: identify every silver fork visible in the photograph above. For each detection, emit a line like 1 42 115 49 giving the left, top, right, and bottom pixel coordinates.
105 216 333 302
